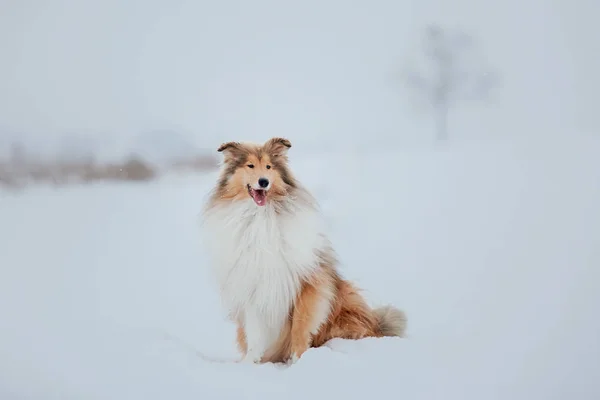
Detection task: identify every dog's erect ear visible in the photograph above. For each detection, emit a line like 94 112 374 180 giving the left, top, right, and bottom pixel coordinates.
217 141 241 153
217 141 245 162
264 137 292 157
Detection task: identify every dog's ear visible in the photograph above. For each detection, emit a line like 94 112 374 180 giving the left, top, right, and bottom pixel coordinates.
217 141 245 162
264 137 292 157
217 141 241 153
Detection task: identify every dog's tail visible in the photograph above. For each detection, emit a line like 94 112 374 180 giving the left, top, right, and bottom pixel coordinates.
374 305 407 337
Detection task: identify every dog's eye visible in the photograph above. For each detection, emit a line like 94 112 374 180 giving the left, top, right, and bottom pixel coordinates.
247 164 254 169
266 165 271 169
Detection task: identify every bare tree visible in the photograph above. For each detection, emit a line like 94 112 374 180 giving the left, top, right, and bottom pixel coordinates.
403 25 498 142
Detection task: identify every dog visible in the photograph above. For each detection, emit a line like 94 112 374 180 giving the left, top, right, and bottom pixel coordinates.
200 137 406 364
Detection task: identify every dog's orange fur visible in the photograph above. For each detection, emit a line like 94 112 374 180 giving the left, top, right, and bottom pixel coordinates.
234 265 389 363
209 137 406 364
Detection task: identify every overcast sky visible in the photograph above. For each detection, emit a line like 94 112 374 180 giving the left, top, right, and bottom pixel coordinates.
0 0 597 155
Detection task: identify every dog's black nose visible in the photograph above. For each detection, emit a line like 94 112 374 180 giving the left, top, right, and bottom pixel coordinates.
258 178 269 188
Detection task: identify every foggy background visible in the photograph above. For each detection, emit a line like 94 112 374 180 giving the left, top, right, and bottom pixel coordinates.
1 0 598 165
2 2 600 399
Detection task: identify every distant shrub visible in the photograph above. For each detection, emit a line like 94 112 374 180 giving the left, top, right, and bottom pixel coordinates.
0 152 216 191
106 157 156 182
0 163 22 188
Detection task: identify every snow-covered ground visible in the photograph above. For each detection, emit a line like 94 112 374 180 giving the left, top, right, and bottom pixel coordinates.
1 138 599 400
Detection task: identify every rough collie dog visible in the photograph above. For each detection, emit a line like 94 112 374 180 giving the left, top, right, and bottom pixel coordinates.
201 137 406 365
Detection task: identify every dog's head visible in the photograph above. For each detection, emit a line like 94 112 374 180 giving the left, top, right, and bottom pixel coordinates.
214 137 295 206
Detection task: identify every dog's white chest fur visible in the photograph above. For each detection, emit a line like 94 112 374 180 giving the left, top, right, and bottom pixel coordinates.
202 197 327 358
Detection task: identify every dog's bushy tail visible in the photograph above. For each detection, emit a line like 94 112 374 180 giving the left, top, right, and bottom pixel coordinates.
374 305 407 337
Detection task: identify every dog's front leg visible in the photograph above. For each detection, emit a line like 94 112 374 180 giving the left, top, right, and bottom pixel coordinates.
241 308 268 364
235 321 247 358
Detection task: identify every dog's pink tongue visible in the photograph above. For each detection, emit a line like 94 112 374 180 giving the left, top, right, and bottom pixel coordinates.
251 189 267 206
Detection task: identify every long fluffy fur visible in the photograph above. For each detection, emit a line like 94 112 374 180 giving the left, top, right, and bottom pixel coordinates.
200 137 406 364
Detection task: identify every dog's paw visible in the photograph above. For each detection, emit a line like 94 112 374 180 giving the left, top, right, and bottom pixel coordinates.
241 352 263 365
286 353 300 366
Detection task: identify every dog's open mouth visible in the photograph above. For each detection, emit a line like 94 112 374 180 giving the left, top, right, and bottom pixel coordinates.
247 185 267 206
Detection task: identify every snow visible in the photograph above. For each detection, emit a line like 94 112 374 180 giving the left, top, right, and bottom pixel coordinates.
1 138 599 400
